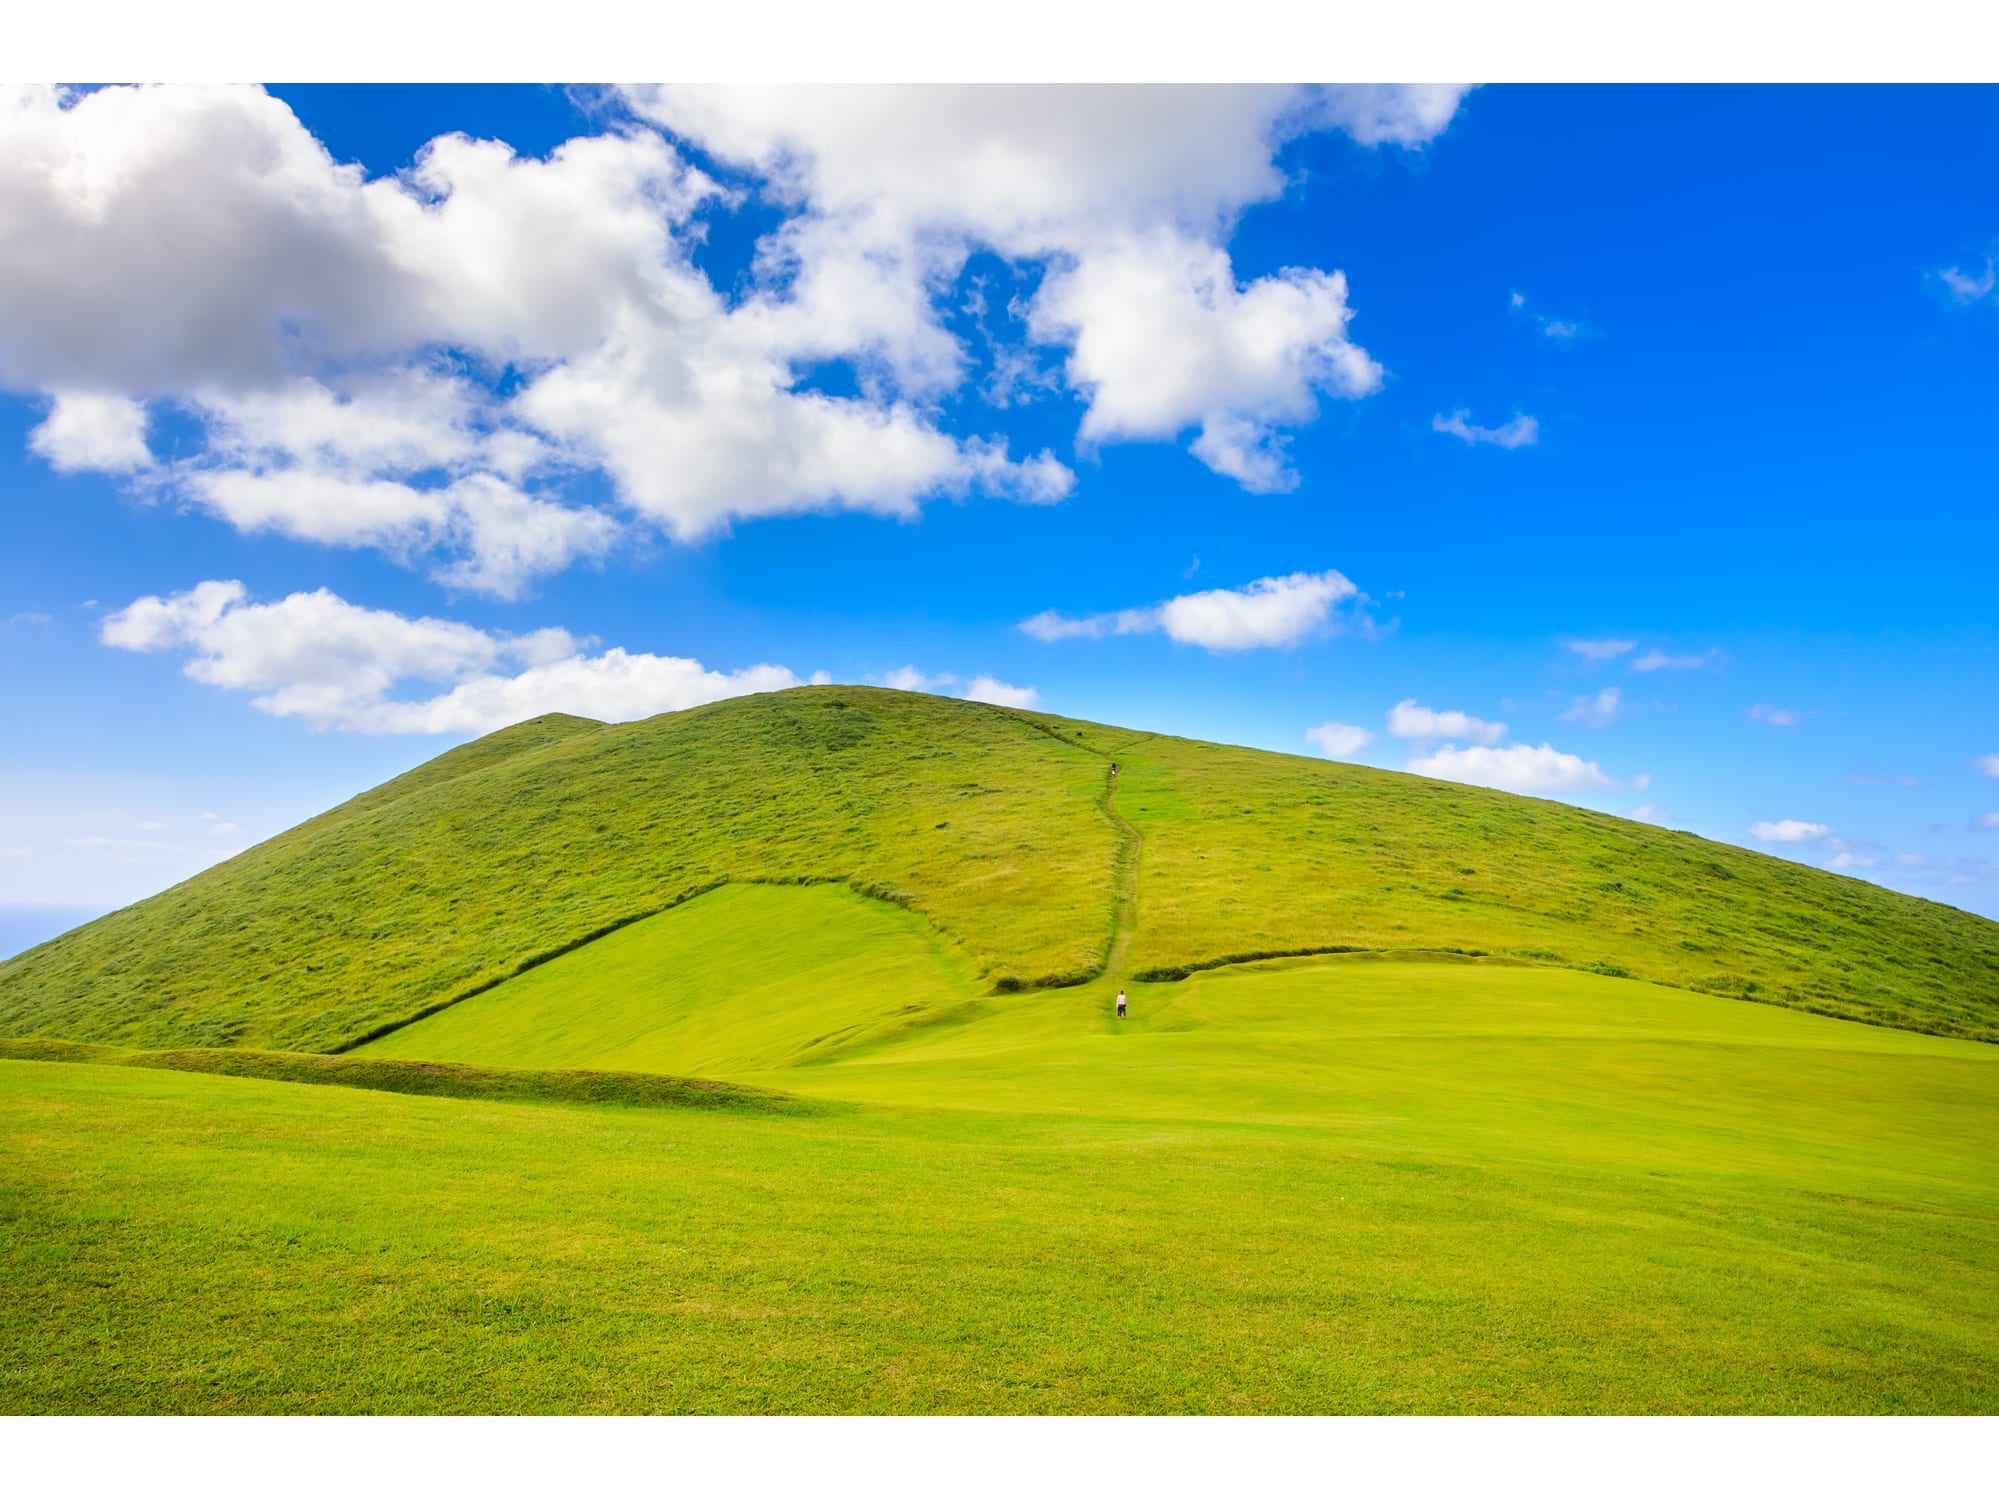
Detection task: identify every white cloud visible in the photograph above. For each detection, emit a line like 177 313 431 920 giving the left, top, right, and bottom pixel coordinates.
1974 754 1999 778
188 463 620 601
0 85 1073 578
28 391 153 473
1564 637 1634 663
208 821 238 837
882 666 956 693
1311 86 1472 148
4 84 1478 579
1033 235 1380 491
1158 572 1358 651
1432 409 1538 449
1828 850 1878 869
1408 742 1616 794
1749 819 1832 844
1559 686 1624 729
1020 607 1154 643
881 665 1038 709
962 675 1038 709
1938 259 1996 303
1631 647 1721 672
1632 772 1652 791
1974 812 1999 830
1387 699 1506 745
1626 803 1661 823
1304 721 1373 758
1023 569 1358 652
1747 703 1800 727
99 578 801 734
627 85 1459 490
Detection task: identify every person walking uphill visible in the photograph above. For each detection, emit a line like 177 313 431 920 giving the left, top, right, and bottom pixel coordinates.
1116 988 1127 1020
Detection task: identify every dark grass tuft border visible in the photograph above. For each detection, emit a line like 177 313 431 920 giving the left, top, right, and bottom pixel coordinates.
0 1036 828 1115
1130 945 1496 982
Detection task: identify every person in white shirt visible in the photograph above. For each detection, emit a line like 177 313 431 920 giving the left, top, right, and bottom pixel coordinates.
1116 988 1127 1019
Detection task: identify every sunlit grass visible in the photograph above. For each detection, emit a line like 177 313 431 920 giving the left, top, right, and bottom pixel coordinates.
5 953 1996 1413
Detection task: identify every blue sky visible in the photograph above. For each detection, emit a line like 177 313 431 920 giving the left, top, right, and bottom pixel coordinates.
3 82 1997 950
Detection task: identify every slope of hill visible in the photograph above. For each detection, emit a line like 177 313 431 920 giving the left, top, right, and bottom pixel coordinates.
1 685 1996 1052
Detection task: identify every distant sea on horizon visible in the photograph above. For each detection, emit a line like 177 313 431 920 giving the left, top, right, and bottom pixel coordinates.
0 906 111 962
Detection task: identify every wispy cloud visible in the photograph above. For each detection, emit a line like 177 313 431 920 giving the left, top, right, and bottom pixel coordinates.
1409 742 1616 794
1842 773 1920 788
1747 703 1801 727
62 834 180 852
1631 647 1721 673
1387 700 1506 745
1023 570 1360 652
1564 637 1635 663
1508 289 1588 339
1559 686 1626 729
1304 721 1374 758
1749 819 1831 844
882 666 957 693
962 675 1038 709
1974 754 1999 778
1432 409 1539 449
878 666 1039 710
1937 258 1997 304
101 578 812 735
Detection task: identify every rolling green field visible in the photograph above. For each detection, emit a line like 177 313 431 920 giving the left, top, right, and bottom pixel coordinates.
5 949 1996 1412
3 687 1997 1412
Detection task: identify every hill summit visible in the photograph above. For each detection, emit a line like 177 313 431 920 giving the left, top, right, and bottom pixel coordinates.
2 686 1995 1052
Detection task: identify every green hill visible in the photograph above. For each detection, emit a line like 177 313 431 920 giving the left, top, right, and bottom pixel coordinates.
2 685 1995 1051
5 685 1999 1413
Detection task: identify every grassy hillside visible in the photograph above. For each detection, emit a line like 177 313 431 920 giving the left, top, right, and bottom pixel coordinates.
1 685 1996 1051
1111 734 1999 1037
0 692 1118 1051
6 954 1996 1412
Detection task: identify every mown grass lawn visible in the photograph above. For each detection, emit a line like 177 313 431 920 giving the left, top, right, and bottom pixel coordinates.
6 952 1995 1414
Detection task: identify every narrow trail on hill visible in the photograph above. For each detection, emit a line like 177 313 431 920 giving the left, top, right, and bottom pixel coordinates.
996 708 1146 988
1097 762 1143 986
